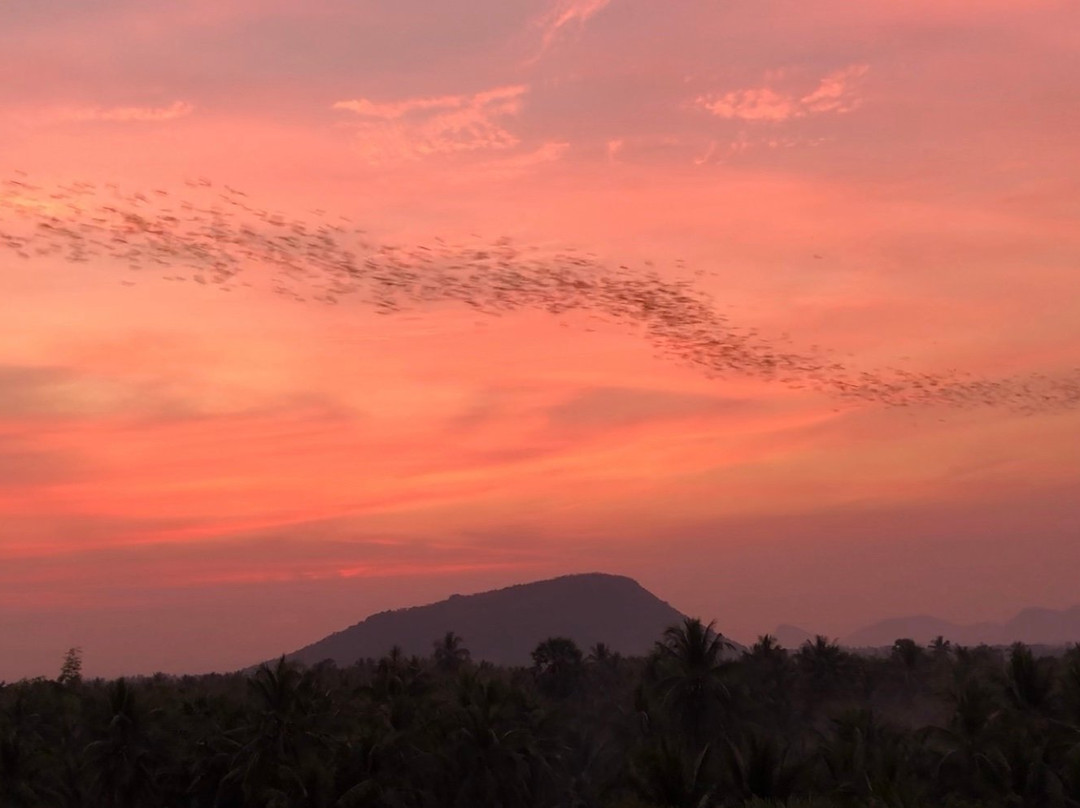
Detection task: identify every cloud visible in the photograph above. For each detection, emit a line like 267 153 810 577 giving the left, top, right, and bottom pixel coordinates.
333 85 528 163
0 515 544 610
800 65 870 114
700 87 800 123
468 140 571 178
697 65 869 122
537 0 615 51
332 94 474 121
52 100 195 124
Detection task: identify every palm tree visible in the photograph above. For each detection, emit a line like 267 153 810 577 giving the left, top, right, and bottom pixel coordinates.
84 679 159 808
0 686 61 808
820 709 922 806
631 738 716 808
740 635 796 732
532 637 585 698
796 636 850 698
889 638 926 698
432 673 560 807
1 725 56 807
222 658 331 807
1062 644 1080 725
433 631 471 674
721 730 804 802
747 635 785 661
588 642 622 670
891 638 924 671
1005 643 1053 714
922 673 1010 801
743 634 791 691
367 648 432 732
653 618 734 745
929 635 952 659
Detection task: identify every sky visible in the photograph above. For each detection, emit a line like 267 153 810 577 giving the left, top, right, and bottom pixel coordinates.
2 0 1079 680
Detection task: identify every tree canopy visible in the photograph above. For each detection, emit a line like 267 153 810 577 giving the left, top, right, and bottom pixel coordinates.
2 628 1079 807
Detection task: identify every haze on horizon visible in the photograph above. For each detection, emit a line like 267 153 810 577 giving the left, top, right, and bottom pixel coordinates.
2 0 1079 681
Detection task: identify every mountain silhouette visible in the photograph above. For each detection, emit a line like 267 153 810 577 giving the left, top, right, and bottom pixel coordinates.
842 604 1080 647
282 573 693 667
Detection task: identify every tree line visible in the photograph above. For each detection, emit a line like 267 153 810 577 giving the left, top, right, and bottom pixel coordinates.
3 619 1080 807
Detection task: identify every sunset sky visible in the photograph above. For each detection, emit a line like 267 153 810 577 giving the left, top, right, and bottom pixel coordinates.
2 0 1079 680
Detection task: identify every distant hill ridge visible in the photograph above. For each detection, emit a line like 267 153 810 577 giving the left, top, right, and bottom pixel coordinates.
842 604 1080 648
283 573 702 667
772 604 1080 650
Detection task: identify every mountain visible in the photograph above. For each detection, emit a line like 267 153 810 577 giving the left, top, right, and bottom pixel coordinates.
842 605 1080 648
283 573 696 667
843 616 966 648
1005 606 1080 645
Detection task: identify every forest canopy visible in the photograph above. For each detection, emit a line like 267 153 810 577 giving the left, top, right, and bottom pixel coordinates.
3 620 1080 808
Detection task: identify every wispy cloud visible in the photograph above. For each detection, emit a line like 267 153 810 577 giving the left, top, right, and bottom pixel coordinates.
333 85 528 163
536 0 615 52
697 65 869 122
52 100 195 124
333 94 478 121
475 141 571 177
693 134 829 165
800 65 871 114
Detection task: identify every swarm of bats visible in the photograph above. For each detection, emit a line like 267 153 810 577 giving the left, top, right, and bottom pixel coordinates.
3 172 1077 413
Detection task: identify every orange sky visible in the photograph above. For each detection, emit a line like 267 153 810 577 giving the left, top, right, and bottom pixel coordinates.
2 0 1079 680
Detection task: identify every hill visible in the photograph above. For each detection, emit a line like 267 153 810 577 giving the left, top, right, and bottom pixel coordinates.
842 604 1080 647
283 573 695 667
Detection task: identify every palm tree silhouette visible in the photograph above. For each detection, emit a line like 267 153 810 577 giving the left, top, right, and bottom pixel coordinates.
631 737 717 808
84 679 159 808
721 729 804 802
1062 644 1080 725
434 672 559 807
796 635 849 697
821 709 922 805
653 618 734 746
587 642 622 670
532 637 585 698
433 631 471 674
1005 643 1053 714
222 658 330 807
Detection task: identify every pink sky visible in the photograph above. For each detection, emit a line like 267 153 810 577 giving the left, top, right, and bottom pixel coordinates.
2 0 1080 680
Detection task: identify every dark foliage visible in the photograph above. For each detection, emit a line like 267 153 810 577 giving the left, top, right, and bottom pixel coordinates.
3 634 1080 807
